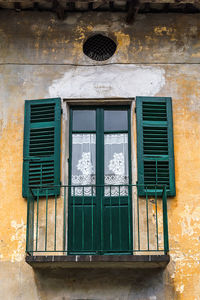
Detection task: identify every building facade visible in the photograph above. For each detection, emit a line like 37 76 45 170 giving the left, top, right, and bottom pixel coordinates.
0 1 200 299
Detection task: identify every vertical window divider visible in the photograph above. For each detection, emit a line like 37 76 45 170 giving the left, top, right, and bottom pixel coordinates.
96 107 104 254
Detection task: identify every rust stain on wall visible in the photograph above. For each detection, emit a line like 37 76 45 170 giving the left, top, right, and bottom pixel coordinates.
114 31 130 62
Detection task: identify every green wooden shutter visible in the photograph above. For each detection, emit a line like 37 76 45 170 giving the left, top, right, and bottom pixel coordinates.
22 98 61 197
136 96 175 196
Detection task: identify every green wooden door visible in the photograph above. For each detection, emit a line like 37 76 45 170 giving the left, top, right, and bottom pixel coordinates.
68 106 132 254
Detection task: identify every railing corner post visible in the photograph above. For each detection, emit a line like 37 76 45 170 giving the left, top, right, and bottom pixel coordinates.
162 186 169 255
25 188 30 254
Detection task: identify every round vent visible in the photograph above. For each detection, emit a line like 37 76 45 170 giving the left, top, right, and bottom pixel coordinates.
83 34 117 61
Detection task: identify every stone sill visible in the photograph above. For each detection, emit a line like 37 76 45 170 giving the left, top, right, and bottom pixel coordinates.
26 254 170 269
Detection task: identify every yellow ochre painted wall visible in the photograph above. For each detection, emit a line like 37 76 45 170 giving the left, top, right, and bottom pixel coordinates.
0 11 200 300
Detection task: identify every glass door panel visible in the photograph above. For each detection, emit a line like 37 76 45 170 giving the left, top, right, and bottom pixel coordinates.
104 110 128 131
104 133 129 196
72 110 96 131
71 134 96 196
68 109 97 254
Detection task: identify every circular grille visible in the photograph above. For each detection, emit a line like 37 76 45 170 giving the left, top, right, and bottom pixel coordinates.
83 34 117 61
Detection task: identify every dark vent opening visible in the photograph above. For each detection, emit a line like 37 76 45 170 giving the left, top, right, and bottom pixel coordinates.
83 34 117 61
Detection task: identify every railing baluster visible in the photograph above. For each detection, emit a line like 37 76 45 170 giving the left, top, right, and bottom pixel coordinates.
128 185 131 252
26 189 29 253
146 186 149 251
162 186 169 254
118 185 122 251
109 185 112 251
73 186 75 249
36 188 39 252
137 185 140 251
45 189 48 252
63 186 66 252
91 186 94 251
32 191 35 253
82 186 84 250
100 185 103 254
26 188 30 253
155 187 159 251
54 194 57 251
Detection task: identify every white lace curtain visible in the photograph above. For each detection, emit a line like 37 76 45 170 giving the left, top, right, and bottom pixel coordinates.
71 133 129 196
71 134 96 196
104 134 129 196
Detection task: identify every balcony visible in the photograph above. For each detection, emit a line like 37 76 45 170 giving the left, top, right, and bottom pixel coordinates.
25 184 170 268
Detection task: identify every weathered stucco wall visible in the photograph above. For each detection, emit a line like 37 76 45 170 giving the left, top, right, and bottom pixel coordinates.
0 11 200 300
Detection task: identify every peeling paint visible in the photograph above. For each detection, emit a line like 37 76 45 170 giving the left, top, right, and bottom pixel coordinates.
180 205 200 237
114 31 130 61
154 26 175 36
192 52 200 58
176 284 185 294
10 219 26 262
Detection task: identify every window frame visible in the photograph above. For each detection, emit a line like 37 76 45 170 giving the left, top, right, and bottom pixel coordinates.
68 105 132 190
67 104 133 254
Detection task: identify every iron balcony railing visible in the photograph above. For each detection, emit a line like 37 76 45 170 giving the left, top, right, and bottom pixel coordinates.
26 184 169 255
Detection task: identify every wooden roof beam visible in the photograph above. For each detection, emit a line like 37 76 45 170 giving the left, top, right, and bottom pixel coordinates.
0 0 200 4
126 0 140 24
14 1 21 11
52 0 65 19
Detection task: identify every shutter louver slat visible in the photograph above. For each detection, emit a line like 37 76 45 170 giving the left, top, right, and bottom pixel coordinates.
144 161 170 188
136 97 175 196
30 103 55 123
22 98 61 198
29 128 54 156
143 101 167 121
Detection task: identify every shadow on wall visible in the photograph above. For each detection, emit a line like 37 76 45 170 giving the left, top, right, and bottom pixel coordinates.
33 267 175 300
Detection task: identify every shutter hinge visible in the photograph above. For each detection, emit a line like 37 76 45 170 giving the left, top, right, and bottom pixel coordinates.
61 108 63 114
